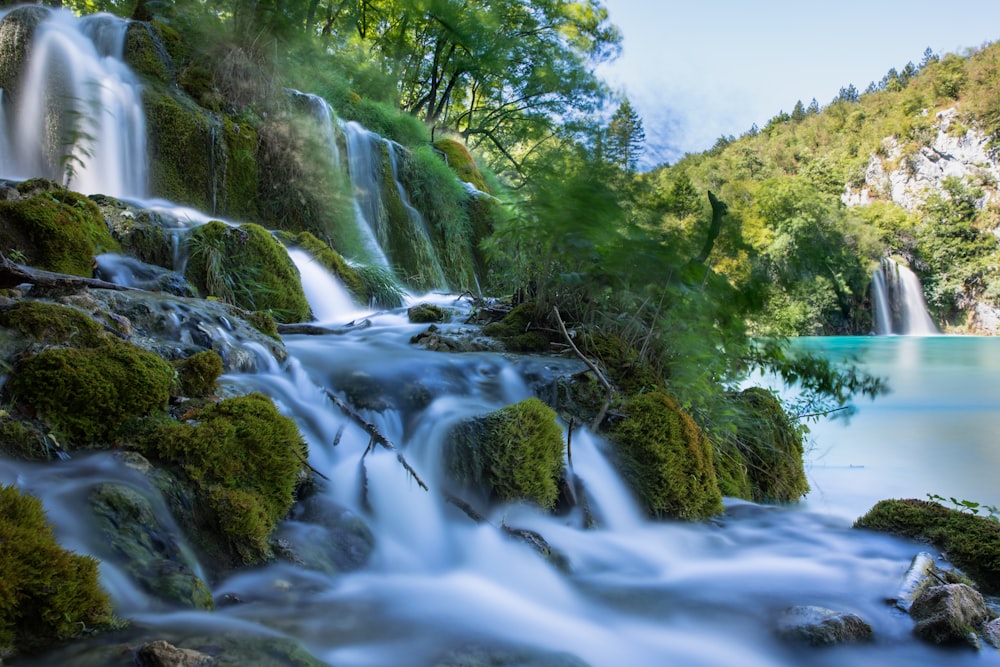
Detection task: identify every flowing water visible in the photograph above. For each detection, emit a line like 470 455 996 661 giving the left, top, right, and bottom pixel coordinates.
871 258 939 336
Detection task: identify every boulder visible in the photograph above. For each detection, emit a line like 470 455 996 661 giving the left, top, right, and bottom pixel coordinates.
135 640 214 667
909 583 988 647
775 605 873 646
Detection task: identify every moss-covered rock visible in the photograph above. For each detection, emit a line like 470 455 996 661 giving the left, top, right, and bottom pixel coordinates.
5 339 174 447
407 302 447 324
482 303 554 353
90 194 177 270
609 392 723 520
172 349 224 397
142 393 308 566
0 299 109 348
87 482 213 610
433 138 489 193
184 220 311 324
0 186 119 276
579 331 661 395
445 397 566 510
123 21 175 84
0 6 49 99
0 484 120 658
724 387 809 503
855 498 1000 594
0 417 53 461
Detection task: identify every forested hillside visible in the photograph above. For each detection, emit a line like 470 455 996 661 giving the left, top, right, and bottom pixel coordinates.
645 43 1000 335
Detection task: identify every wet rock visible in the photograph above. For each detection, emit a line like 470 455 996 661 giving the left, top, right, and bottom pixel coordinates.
982 617 1000 648
136 640 215 667
407 302 448 323
88 483 214 610
909 583 988 647
410 323 502 352
280 500 375 574
775 605 873 646
893 551 941 612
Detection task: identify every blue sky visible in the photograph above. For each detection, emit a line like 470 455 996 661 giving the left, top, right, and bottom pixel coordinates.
597 1 1000 168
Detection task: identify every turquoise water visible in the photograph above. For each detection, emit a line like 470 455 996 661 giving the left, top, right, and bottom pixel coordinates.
793 336 1000 520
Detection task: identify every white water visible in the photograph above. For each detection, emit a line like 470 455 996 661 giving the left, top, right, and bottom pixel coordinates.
1 9 147 198
287 248 369 324
871 258 938 335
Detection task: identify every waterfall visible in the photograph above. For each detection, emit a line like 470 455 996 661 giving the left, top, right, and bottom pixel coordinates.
387 141 448 287
1 9 147 198
287 248 369 324
871 257 938 335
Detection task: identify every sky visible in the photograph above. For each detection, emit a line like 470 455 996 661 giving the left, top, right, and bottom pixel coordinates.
597 0 1000 169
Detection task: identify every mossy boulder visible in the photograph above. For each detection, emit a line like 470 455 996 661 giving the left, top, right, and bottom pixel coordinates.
445 397 566 510
482 303 554 352
722 387 809 503
5 337 174 448
433 138 489 193
609 392 723 520
0 186 119 276
123 21 175 84
87 482 213 610
408 302 447 324
0 484 120 658
579 331 661 395
141 393 308 566
171 349 224 397
90 194 177 270
184 220 311 324
0 299 109 348
855 499 1000 594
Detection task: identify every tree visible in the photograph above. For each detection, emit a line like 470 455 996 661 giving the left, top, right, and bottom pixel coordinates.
807 98 820 114
835 84 860 104
606 97 645 173
790 100 806 122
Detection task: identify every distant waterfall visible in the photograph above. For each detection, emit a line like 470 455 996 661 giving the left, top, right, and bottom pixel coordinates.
871 258 938 335
0 9 147 198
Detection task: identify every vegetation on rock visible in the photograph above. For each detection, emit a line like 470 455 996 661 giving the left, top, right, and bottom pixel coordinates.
141 393 308 566
609 392 723 520
171 349 224 397
0 484 120 658
445 397 566 510
184 220 311 323
855 498 1000 594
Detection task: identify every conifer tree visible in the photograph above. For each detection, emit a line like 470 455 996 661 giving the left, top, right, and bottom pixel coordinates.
606 97 645 173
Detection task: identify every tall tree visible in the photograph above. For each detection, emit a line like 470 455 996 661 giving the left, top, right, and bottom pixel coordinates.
606 97 645 173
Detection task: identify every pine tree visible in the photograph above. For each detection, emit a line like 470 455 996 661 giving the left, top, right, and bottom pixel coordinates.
791 100 806 122
606 98 646 173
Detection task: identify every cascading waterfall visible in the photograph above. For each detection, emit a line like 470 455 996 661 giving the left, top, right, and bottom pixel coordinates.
1 9 147 198
871 257 938 335
287 248 369 324
387 141 448 287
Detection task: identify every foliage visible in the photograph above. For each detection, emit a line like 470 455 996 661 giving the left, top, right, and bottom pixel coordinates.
184 220 311 323
927 493 1000 521
445 397 566 510
354 264 405 309
142 393 308 565
0 186 119 276
856 498 1000 594
608 392 723 520
604 97 645 174
0 484 120 657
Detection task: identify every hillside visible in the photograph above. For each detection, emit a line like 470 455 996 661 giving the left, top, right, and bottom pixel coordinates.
644 42 1000 334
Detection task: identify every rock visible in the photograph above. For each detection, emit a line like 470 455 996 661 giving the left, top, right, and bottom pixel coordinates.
775 605 873 646
135 640 215 667
893 551 940 612
909 583 988 647
432 643 590 667
982 617 1000 648
407 302 448 323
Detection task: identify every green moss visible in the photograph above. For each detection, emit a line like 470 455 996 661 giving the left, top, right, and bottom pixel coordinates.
855 498 1000 594
0 418 52 461
5 340 174 447
278 230 367 302
580 331 662 395
241 309 280 340
355 264 405 309
123 21 174 84
482 303 554 352
609 392 723 520
172 350 224 397
184 221 310 324
0 485 120 657
143 393 308 566
408 303 447 323
433 138 489 193
725 387 809 503
0 189 119 276
0 300 109 348
445 397 566 510
144 86 214 209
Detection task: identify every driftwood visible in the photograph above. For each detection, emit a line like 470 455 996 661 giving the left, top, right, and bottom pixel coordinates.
443 490 486 523
277 319 372 336
0 251 133 292
552 306 614 430
325 389 429 491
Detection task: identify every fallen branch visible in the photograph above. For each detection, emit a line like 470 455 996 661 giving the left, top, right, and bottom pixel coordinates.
277 320 371 336
325 389 429 491
0 251 133 292
552 306 614 430
792 405 852 421
443 490 486 523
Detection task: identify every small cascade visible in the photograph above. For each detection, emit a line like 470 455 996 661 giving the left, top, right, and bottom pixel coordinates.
341 120 393 255
1 9 147 198
871 257 938 335
0 89 9 175
386 142 448 287
287 248 369 324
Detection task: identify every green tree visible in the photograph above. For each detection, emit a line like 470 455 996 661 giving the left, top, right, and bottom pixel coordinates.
791 100 806 122
606 97 645 173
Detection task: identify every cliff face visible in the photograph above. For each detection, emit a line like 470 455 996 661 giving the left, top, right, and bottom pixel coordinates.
843 108 999 212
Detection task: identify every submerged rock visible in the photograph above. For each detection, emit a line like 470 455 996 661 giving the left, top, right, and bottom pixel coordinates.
432 643 590 667
775 605 873 646
909 583 988 647
135 640 214 667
